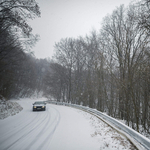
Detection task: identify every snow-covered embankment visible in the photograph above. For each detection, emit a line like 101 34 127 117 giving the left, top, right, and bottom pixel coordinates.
0 96 23 119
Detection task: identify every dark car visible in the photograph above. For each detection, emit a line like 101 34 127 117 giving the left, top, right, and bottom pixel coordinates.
32 101 46 111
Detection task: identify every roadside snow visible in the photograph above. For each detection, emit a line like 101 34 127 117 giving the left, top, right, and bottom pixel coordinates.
0 98 23 119
77 110 137 150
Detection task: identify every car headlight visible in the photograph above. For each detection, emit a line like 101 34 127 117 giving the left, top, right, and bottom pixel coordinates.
42 106 45 108
34 106 36 108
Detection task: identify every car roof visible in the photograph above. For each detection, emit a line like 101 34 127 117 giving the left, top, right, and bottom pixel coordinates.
34 101 45 104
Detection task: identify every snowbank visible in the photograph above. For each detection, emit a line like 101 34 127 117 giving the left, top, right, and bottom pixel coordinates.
0 96 23 119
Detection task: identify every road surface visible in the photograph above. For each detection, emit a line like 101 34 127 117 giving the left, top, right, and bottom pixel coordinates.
0 100 99 150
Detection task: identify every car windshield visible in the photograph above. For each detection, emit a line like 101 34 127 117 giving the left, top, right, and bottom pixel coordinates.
34 101 45 104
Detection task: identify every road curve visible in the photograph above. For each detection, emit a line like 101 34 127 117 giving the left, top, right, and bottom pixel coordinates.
0 100 60 150
0 100 100 150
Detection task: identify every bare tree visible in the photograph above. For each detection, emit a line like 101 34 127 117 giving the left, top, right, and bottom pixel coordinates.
54 38 77 102
101 4 150 132
137 0 150 32
43 63 68 101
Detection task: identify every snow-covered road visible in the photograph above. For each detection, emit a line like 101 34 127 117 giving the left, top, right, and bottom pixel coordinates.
0 99 99 150
0 99 137 150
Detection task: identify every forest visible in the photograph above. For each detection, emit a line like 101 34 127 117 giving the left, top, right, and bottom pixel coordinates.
0 0 50 99
0 0 150 136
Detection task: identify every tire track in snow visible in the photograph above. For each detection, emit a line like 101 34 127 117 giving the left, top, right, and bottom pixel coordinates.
1 111 49 150
10 106 60 150
0 112 39 145
36 106 60 150
24 108 52 150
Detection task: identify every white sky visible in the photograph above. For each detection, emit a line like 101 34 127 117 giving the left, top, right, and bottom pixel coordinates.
30 0 134 59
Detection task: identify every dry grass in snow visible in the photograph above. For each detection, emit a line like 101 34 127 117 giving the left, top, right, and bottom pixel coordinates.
78 110 137 150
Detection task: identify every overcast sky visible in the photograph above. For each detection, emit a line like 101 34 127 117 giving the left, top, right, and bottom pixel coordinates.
30 0 134 59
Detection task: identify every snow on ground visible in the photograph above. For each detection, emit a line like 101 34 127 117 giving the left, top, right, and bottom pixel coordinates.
0 98 137 150
0 97 23 119
77 110 137 150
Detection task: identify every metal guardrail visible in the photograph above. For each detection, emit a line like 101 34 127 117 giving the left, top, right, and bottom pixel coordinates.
47 101 150 150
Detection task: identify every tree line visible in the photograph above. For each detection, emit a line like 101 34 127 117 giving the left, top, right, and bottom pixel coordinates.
0 0 51 99
44 0 150 135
